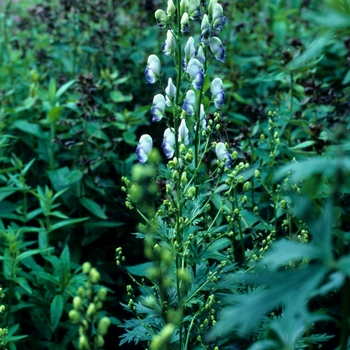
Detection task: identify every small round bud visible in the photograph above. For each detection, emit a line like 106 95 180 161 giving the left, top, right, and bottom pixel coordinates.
97 288 107 301
69 309 81 324
82 262 91 274
243 182 250 191
89 268 101 283
181 172 188 184
98 316 111 336
78 335 89 350
254 170 260 178
187 186 196 199
95 334 105 348
87 303 97 318
73 296 83 311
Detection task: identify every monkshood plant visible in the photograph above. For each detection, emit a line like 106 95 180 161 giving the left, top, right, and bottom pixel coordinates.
119 0 258 349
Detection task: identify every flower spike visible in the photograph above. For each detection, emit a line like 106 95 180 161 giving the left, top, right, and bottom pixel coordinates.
136 135 153 163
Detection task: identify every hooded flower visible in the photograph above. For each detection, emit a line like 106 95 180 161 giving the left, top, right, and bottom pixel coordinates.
196 45 206 64
151 94 167 122
136 135 153 163
162 128 176 158
210 78 225 108
215 142 231 167
162 30 176 56
155 9 168 30
212 3 227 32
167 0 176 17
165 78 177 107
188 0 201 20
209 36 226 62
182 90 196 116
194 104 207 131
182 37 197 70
179 119 190 145
181 12 190 34
200 14 213 44
186 58 204 90
145 55 161 84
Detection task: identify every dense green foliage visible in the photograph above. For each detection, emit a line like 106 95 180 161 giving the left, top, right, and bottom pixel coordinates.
0 0 350 349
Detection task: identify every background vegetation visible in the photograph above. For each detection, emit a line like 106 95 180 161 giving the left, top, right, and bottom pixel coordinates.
0 0 350 349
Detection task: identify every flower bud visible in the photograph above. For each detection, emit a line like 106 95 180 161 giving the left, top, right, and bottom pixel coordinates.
173 170 179 180
73 296 83 311
82 262 91 274
95 334 105 348
167 0 176 17
243 182 250 191
97 288 107 301
98 316 111 336
89 267 101 283
181 172 188 184
87 303 97 318
181 12 190 34
69 309 81 324
78 335 89 350
187 186 196 199
254 170 260 178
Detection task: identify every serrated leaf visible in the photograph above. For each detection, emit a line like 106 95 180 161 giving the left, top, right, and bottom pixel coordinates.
50 294 63 331
50 217 89 232
79 197 107 219
10 277 32 294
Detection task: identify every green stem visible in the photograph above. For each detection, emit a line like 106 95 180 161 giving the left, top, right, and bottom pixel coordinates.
234 186 246 267
340 276 350 350
50 122 56 170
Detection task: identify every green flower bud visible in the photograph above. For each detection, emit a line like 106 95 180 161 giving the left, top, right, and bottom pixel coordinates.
181 171 188 184
78 335 89 350
243 182 250 191
173 170 179 180
82 262 91 274
73 296 83 311
95 334 104 348
167 0 176 17
155 9 168 30
87 303 97 318
177 268 192 283
89 268 101 283
187 186 196 199
98 316 111 336
97 288 107 301
150 324 175 350
179 143 186 153
69 309 81 324
260 134 265 141
254 170 260 178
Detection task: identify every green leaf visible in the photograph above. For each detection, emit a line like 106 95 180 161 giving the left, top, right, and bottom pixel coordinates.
10 277 32 294
122 131 137 146
110 90 133 102
48 106 64 123
79 197 107 219
58 246 70 287
50 294 63 331
12 120 45 139
288 140 317 150
50 217 89 232
16 248 53 263
127 262 155 277
56 79 76 99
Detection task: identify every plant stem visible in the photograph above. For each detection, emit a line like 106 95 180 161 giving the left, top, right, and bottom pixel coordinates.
340 276 350 350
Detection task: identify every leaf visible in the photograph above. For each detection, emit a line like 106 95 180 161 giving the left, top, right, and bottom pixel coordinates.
110 90 133 102
12 120 45 139
50 217 89 232
79 197 107 219
126 262 155 277
50 294 63 331
16 248 53 263
288 140 317 150
10 277 32 294
58 245 70 287
122 131 137 146
48 106 64 123
56 79 76 99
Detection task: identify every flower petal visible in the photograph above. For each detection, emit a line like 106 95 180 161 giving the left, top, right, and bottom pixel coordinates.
215 142 231 167
179 119 190 145
145 55 161 84
165 78 177 107
182 90 196 116
212 3 227 32
210 77 225 108
162 128 175 158
186 58 204 90
162 30 176 56
151 94 167 122
209 37 226 62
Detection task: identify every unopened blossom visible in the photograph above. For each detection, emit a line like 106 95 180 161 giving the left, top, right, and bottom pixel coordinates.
165 78 176 107
181 12 190 34
151 94 167 122
215 142 231 167
212 3 227 32
182 90 196 116
155 9 168 30
209 36 226 62
199 104 207 130
208 0 218 16
211 78 225 108
179 119 190 145
197 45 206 64
136 135 153 163
145 55 161 84
186 58 204 90
188 0 201 20
162 128 176 158
183 37 197 69
167 0 176 17
162 30 176 57
180 0 188 14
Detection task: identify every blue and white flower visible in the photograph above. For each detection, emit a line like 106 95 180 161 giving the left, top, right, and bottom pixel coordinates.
151 94 167 122
200 14 213 44
210 78 225 108
181 12 190 34
186 58 204 90
182 90 196 116
199 104 207 130
179 119 190 145
183 37 197 70
215 142 231 167
165 78 176 107
136 135 153 163
212 3 227 32
209 36 226 62
155 9 168 30
188 0 201 20
145 55 161 84
162 30 176 56
162 128 176 158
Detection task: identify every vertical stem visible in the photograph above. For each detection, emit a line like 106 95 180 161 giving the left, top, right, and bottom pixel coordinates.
340 277 350 350
50 122 56 170
234 187 246 267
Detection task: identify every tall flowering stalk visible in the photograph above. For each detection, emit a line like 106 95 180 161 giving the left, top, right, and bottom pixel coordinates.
119 1 254 349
